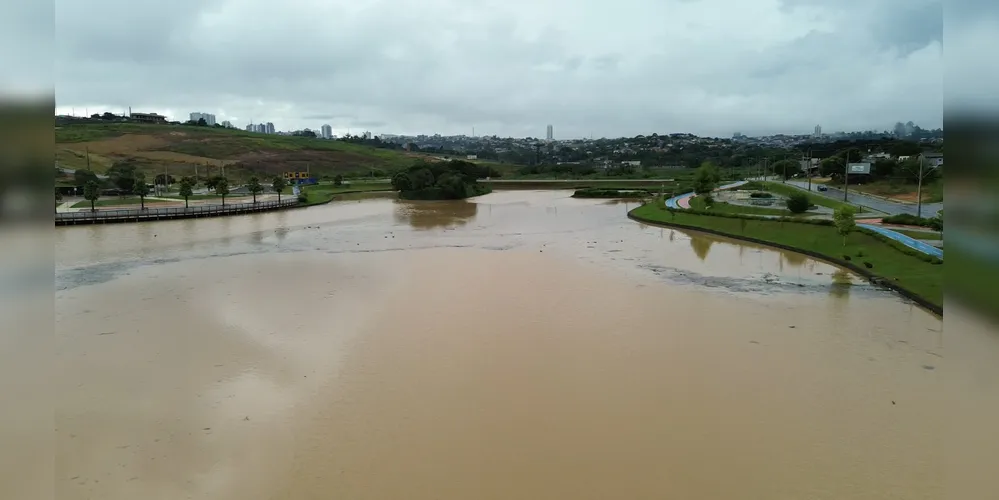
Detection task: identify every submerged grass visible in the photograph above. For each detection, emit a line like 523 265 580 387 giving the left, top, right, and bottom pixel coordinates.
630 201 942 310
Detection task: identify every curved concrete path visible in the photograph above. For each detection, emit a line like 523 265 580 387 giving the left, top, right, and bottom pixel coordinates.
665 181 747 210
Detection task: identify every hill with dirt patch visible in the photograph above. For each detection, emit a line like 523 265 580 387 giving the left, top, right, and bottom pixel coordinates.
56 122 428 180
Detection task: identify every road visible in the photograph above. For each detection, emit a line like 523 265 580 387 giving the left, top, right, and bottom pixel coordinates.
784 180 943 217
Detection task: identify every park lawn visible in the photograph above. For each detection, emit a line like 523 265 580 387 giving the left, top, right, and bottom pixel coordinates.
748 181 867 212
631 202 942 309
71 197 175 208
161 194 248 200
891 229 943 241
689 195 808 217
299 183 396 205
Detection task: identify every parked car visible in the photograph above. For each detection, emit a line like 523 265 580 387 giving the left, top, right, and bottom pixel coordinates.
817 185 828 192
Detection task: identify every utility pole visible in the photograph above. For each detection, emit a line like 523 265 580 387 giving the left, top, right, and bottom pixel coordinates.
843 148 850 202
807 149 812 192
916 154 925 218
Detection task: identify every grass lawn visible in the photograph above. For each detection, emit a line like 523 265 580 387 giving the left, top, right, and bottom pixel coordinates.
742 181 866 212
689 195 809 217
890 229 943 241
71 197 174 208
160 194 248 200
299 183 396 205
631 202 942 309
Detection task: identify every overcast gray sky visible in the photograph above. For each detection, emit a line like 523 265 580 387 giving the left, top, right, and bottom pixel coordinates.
47 0 950 138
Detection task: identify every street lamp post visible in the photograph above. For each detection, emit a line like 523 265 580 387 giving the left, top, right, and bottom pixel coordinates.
916 154 925 218
842 147 852 202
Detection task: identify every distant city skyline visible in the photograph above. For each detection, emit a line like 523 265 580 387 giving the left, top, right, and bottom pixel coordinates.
55 107 940 141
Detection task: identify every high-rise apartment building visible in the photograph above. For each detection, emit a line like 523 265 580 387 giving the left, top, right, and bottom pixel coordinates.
265 122 275 134
814 124 822 136
321 124 332 139
546 124 553 140
189 112 216 126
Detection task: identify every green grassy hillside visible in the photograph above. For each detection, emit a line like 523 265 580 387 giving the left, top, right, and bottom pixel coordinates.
55 122 427 180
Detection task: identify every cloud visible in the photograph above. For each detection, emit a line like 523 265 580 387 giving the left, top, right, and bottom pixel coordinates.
51 0 947 137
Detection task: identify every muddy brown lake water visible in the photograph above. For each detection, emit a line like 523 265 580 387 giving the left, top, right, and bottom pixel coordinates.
46 190 963 499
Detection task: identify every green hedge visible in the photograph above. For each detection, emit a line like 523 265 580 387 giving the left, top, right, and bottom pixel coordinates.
882 213 943 231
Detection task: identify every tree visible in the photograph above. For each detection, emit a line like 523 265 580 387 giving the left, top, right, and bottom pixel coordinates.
772 159 799 180
247 176 263 203
703 194 715 208
833 206 856 246
215 177 230 205
101 111 115 120
410 168 435 190
132 173 150 209
205 175 220 192
391 171 413 191
333 174 344 187
819 158 840 178
786 192 810 213
197 118 207 126
272 176 287 202
107 162 139 193
693 161 721 194
73 169 98 186
154 173 175 186
435 172 467 199
83 180 100 212
55 189 63 212
178 178 194 209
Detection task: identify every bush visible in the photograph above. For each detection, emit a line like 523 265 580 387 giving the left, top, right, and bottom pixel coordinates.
864 261 873 269
786 193 811 214
703 194 715 207
749 192 773 199
882 213 942 230
843 255 852 261
297 193 308 203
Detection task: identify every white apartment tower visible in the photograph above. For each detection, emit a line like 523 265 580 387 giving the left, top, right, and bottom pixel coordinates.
814 124 822 136
321 124 333 139
546 124 553 140
189 112 216 126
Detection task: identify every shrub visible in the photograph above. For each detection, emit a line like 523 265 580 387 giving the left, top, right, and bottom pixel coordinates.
882 213 942 230
703 194 715 207
843 255 852 261
864 261 873 269
786 193 811 214
297 193 308 203
749 192 773 199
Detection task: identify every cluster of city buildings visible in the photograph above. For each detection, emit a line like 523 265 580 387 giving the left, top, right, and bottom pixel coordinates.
245 122 276 134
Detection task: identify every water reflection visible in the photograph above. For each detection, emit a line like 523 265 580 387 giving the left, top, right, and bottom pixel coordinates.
782 251 807 268
829 269 853 300
393 200 478 230
689 234 714 261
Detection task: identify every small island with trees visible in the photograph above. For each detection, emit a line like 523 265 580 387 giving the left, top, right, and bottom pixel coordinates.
391 160 496 200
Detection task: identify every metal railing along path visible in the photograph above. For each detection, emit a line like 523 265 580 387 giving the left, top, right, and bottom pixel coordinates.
55 199 300 225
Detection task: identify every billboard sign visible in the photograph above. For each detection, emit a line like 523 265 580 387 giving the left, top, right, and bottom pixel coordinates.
847 162 871 174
